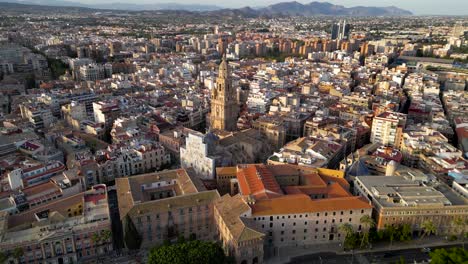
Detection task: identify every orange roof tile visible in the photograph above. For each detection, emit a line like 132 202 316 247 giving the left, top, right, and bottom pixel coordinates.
251 194 372 216
237 165 283 199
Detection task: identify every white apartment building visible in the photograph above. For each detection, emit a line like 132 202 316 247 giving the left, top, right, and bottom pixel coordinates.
79 64 112 81
370 111 407 147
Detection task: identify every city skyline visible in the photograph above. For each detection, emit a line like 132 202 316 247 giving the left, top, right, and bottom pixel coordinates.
0 0 467 15
73 0 467 15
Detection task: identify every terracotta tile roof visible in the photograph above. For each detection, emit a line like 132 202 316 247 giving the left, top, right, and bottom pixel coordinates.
251 194 372 216
237 165 283 199
214 194 264 243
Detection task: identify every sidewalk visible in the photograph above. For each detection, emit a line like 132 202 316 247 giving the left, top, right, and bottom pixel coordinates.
267 236 465 264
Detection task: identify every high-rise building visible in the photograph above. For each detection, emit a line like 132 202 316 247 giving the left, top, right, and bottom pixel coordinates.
331 23 340 40
331 21 351 40
341 21 351 40
210 56 238 131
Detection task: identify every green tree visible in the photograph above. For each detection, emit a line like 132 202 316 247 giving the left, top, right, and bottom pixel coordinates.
101 229 112 242
339 223 358 250
0 251 6 264
148 240 230 264
420 220 437 240
339 223 354 238
123 214 142 250
385 225 397 248
177 235 186 244
396 256 406 264
12 247 23 263
452 217 467 249
359 215 375 248
429 247 468 264
398 224 412 242
452 217 466 237
91 232 101 244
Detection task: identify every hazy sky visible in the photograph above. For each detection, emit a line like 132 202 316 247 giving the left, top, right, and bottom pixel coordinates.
76 0 468 15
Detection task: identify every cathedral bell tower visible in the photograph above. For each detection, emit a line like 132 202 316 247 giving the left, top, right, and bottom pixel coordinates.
210 56 238 131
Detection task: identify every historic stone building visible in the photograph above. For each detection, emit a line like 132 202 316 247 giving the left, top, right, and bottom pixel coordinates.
210 56 238 132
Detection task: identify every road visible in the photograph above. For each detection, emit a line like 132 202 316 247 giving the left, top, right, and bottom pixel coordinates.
108 189 125 251
288 244 463 264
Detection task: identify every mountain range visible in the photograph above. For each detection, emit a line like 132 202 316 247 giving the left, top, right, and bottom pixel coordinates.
0 0 413 16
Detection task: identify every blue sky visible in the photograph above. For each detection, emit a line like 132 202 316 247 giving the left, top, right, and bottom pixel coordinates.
77 0 468 15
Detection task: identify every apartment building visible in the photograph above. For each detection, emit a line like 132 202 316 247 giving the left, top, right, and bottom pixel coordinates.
0 185 112 264
370 111 407 147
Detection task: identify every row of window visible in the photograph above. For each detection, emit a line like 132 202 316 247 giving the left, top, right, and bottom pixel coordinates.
261 218 357 229
254 210 365 221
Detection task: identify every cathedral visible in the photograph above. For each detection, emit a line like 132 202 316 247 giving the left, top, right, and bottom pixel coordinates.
210 56 239 132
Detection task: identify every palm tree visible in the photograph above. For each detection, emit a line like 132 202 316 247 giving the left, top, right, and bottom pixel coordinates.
339 223 354 250
359 215 375 248
12 247 23 264
339 223 354 238
452 217 467 249
420 220 437 240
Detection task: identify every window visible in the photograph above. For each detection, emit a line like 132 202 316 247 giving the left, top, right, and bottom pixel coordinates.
281 231 284 235
292 230 296 234
304 229 307 233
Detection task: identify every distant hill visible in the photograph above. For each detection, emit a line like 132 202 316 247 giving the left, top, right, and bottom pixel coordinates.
256 1 412 16
0 0 221 11
0 0 413 16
